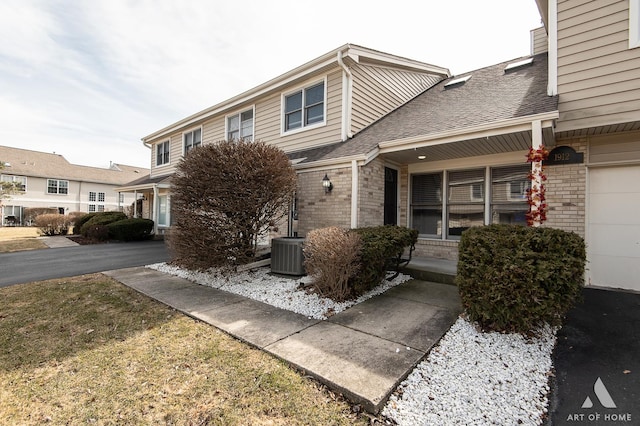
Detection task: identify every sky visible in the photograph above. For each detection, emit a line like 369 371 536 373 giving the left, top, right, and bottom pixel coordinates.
0 0 543 169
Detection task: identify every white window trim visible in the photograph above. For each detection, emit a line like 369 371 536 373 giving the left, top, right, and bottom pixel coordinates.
47 179 69 195
182 126 203 156
156 140 171 166
225 106 255 141
1 174 27 192
631 0 640 49
280 77 327 136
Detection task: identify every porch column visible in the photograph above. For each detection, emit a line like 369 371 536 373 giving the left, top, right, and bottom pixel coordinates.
531 120 543 227
152 185 159 234
133 191 138 218
350 160 358 228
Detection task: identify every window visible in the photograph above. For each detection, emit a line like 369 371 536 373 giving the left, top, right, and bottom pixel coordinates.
156 141 170 166
447 169 485 238
88 204 96 213
47 179 68 194
1 175 27 192
183 128 202 154
410 164 531 240
89 191 96 202
98 192 105 202
227 108 254 141
411 173 443 237
158 195 168 226
630 0 640 49
119 193 125 203
491 165 530 225
97 205 105 212
284 81 325 132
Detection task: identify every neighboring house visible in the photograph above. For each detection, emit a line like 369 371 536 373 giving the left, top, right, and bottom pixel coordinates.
0 146 145 225
120 0 640 292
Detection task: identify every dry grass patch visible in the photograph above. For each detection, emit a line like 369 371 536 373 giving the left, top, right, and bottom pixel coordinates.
0 275 366 425
0 226 40 241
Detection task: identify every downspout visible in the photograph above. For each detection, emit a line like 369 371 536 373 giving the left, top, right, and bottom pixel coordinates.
337 50 353 141
547 0 558 96
350 160 358 228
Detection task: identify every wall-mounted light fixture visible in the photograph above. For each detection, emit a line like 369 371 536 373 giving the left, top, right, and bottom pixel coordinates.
322 174 333 193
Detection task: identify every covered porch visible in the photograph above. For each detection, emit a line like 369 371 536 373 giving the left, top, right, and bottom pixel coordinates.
115 174 173 236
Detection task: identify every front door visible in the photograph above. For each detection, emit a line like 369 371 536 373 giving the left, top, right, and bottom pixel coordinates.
384 167 398 225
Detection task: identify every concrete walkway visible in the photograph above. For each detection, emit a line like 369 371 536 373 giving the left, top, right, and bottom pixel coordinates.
104 266 462 413
38 235 80 248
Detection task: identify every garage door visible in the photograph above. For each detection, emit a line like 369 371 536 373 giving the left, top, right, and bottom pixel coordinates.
588 166 640 291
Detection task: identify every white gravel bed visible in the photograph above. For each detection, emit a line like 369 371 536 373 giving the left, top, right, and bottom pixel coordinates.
382 317 557 426
145 262 412 320
146 262 557 425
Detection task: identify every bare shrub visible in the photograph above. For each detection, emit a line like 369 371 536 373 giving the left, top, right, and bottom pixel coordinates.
35 214 72 236
303 227 362 302
169 140 297 270
24 208 58 225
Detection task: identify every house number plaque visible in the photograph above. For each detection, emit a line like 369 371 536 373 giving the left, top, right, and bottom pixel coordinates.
544 146 584 165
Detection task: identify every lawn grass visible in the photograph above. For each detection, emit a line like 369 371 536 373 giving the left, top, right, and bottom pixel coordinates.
0 227 47 252
0 275 366 425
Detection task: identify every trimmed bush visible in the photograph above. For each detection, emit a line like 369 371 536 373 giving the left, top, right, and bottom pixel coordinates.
303 227 362 302
455 224 586 334
73 213 98 235
85 224 110 241
80 212 127 237
350 225 418 295
302 225 417 301
107 218 154 241
169 140 297 270
34 214 72 236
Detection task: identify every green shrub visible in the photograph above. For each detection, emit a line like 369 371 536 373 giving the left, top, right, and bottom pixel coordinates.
455 224 586 334
80 212 127 237
107 218 154 241
34 214 72 236
350 225 418 295
85 224 110 241
73 213 98 235
303 227 362 302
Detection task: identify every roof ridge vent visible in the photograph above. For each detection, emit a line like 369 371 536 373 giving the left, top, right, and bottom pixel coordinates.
444 74 471 88
504 57 534 72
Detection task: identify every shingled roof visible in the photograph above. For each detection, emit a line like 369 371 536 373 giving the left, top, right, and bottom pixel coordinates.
290 52 557 165
0 146 145 185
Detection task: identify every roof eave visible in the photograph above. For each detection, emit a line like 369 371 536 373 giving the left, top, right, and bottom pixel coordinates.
142 44 451 142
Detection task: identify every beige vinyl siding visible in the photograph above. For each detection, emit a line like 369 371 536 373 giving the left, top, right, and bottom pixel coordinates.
589 131 640 164
202 116 225 144
531 26 548 55
556 0 640 133
150 133 181 178
255 70 344 153
350 64 442 134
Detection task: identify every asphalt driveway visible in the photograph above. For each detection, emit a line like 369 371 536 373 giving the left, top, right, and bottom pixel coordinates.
0 240 170 287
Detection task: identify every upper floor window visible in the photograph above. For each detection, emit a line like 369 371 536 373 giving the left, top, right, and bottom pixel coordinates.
1 175 27 192
156 140 170 166
89 191 96 202
283 80 325 132
227 108 254 141
183 128 202 154
631 0 640 49
47 179 68 195
98 192 105 202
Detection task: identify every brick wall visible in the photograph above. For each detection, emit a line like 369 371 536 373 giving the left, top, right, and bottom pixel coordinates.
358 158 385 227
413 239 459 260
543 139 586 237
296 167 352 236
